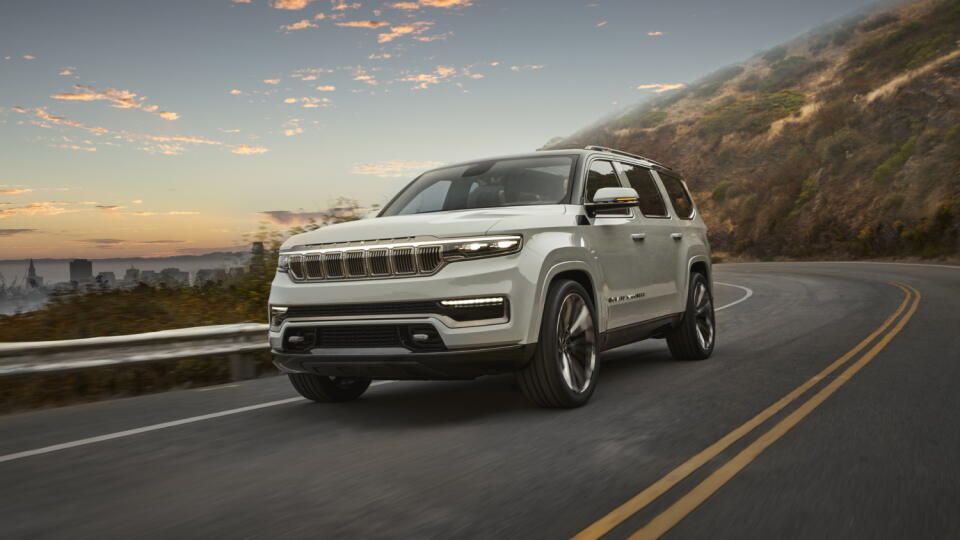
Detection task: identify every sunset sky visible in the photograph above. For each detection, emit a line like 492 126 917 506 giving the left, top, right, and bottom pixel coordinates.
1 0 877 259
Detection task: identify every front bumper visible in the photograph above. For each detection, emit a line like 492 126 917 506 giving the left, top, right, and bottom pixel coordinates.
273 343 536 380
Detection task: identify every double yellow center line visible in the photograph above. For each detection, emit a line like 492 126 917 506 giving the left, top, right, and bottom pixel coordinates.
573 277 921 540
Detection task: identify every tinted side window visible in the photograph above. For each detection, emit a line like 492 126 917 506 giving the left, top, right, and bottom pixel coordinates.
584 160 629 216
620 164 668 217
659 174 694 219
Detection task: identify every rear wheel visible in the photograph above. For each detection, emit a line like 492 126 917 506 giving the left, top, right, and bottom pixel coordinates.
667 272 715 360
288 373 371 402
517 279 599 408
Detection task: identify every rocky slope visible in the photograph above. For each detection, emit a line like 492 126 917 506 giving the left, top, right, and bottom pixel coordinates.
547 0 960 259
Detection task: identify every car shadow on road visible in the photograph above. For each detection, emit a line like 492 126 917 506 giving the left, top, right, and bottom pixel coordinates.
277 341 677 428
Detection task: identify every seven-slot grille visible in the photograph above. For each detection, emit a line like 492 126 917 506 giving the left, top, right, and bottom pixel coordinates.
287 244 445 281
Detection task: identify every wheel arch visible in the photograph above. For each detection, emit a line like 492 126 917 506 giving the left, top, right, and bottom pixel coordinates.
527 260 601 343
682 255 712 308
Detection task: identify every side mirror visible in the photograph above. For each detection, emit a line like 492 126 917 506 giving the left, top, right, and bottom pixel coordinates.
585 187 640 217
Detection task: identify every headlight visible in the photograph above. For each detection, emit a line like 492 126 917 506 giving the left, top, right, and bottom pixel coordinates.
441 235 522 261
276 254 290 273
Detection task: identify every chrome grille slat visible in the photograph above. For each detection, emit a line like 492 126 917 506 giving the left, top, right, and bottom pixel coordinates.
304 254 323 280
345 250 367 277
368 249 390 276
323 252 344 278
392 247 415 275
416 245 442 273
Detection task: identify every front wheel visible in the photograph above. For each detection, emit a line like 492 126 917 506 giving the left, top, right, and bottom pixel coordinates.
666 272 716 360
517 279 599 408
288 373 371 402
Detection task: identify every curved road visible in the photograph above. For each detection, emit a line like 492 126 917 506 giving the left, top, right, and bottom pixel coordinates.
1 262 958 539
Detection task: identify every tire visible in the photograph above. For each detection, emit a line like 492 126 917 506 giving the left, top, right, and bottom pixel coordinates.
667 272 716 361
288 373 371 402
518 279 599 408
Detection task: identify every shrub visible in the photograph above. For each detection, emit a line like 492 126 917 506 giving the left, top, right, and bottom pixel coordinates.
760 56 824 92
699 90 806 137
762 45 788 63
859 12 900 33
711 181 732 202
690 65 745 97
795 178 818 205
873 136 917 183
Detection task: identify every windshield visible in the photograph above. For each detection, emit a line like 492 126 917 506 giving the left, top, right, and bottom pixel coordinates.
380 155 577 216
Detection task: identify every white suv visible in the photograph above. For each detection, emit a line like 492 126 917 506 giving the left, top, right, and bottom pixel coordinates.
269 146 715 408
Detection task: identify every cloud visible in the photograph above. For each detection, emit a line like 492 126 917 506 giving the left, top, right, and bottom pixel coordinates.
128 210 200 216
0 228 37 237
314 12 326 20
351 159 445 177
0 188 33 195
60 144 97 152
82 238 125 246
368 53 392 59
59 68 75 76
232 0 252 3
140 239 187 244
0 201 96 220
336 20 389 28
271 0 312 9
647 31 663 36
596 21 607 27
13 107 264 157
259 210 331 226
230 89 242 95
132 199 143 204
412 32 451 42
315 85 336 91
397 65 456 89
331 0 361 10
636 83 685 93
510 64 544 71
378 21 433 43
386 0 471 8
263 78 281 85
95 205 123 215
23 55 36 60
50 84 180 120
284 96 332 108
281 19 318 31
231 145 270 155
282 118 303 136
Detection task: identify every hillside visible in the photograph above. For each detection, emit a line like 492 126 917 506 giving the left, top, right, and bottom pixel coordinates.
547 0 960 259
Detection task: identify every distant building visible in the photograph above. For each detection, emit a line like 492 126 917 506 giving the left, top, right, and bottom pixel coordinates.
249 242 266 273
124 266 140 283
95 272 117 288
25 259 44 289
139 270 159 285
195 268 228 286
69 259 93 283
160 267 190 286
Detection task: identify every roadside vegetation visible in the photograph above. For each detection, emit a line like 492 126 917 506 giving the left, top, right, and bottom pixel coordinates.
548 0 960 260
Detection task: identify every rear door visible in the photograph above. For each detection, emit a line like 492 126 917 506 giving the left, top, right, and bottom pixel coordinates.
618 162 680 319
651 170 697 314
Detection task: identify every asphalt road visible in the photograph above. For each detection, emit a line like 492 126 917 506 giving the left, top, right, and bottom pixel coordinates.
1 262 958 539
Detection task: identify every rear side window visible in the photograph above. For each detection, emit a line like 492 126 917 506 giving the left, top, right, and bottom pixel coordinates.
584 160 629 216
620 163 668 217
659 173 695 219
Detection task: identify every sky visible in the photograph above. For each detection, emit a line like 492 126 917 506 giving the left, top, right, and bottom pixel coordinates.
0 0 880 259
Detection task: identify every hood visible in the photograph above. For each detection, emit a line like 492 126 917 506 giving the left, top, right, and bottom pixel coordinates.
281 206 568 248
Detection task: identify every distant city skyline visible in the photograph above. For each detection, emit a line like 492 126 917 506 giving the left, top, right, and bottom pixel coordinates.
1 0 880 258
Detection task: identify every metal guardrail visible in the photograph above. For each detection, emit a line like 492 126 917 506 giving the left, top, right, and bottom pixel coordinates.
0 323 270 377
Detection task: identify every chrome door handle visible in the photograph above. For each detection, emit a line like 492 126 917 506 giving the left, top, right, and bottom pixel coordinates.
671 232 683 240
631 233 646 242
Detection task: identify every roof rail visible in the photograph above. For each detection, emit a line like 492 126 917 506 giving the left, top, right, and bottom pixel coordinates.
583 145 673 170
